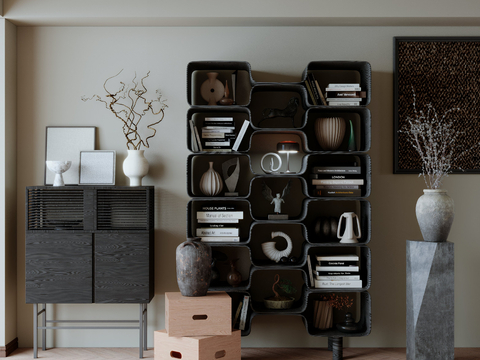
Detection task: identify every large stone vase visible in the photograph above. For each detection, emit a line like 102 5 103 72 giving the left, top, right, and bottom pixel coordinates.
176 237 212 296
415 189 455 242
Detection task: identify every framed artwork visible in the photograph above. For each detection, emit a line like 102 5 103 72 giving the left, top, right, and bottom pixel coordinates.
394 37 480 173
79 150 116 185
45 126 96 185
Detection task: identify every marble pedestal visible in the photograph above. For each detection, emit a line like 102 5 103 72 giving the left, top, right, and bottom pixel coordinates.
406 240 454 360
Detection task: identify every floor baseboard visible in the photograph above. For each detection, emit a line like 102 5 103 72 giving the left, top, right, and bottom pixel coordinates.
0 337 18 357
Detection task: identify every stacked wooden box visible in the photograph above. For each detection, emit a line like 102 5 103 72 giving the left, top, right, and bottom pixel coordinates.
155 292 241 360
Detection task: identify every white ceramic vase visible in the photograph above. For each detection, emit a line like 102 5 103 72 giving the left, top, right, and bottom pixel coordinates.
199 162 223 196
314 117 346 151
415 189 455 242
200 72 225 105
123 149 149 186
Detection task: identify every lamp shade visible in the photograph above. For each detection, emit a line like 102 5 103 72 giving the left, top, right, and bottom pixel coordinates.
277 141 299 153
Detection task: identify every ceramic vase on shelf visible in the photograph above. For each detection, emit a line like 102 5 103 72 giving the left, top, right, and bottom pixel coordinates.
200 72 225 105
176 237 212 297
415 189 455 242
123 149 149 186
226 259 242 287
314 117 346 151
199 162 223 196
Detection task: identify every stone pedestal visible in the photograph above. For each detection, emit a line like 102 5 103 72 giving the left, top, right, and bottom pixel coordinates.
406 240 454 360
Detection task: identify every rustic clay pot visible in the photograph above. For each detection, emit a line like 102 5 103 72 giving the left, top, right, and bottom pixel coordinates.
176 237 212 296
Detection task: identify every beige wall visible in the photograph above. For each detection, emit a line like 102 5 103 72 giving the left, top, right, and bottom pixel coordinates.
15 25 480 348
0 18 16 347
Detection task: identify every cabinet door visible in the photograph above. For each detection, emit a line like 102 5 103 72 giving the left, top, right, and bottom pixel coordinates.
26 232 93 303
94 233 152 303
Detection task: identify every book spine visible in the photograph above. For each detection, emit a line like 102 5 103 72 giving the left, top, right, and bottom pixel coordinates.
314 280 363 288
196 228 239 237
200 237 240 242
313 189 362 197
318 261 358 266
328 83 360 88
196 211 244 220
315 185 360 189
325 87 362 91
307 255 314 288
304 80 317 105
328 102 361 106
311 174 363 179
204 141 231 147
233 301 243 328
202 126 235 130
204 117 234 121
193 125 203 151
315 266 359 272
201 206 236 211
307 74 320 104
316 275 360 281
202 149 232 152
232 120 250 151
189 119 199 152
312 179 364 185
326 97 362 102
316 255 359 261
239 295 250 331
325 91 366 98
197 218 239 223
311 166 361 174
316 271 360 276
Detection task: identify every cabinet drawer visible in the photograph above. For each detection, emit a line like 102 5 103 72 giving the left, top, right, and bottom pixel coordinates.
94 233 153 303
26 233 93 303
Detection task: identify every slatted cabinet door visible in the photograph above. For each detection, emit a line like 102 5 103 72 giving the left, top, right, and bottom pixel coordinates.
25 232 93 303
94 233 153 303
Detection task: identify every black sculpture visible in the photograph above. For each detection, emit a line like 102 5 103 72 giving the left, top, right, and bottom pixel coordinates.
258 97 299 128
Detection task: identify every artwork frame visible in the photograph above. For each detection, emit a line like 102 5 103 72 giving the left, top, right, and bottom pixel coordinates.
45 126 96 185
79 150 116 185
394 36 480 174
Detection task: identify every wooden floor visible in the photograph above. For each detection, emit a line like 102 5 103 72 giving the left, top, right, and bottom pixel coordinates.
6 347 480 359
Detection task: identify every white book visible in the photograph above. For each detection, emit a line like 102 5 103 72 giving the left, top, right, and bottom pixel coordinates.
205 141 230 147
239 295 250 330
202 129 234 133
201 236 240 242
316 185 360 189
202 126 235 130
202 132 225 139
328 101 361 106
193 125 203 151
232 120 250 151
196 228 239 237
196 211 244 220
315 266 359 272
312 179 364 185
326 87 362 92
197 218 239 223
188 119 199 152
204 117 234 121
316 254 359 261
328 83 360 87
316 275 360 281
314 280 363 288
326 98 362 102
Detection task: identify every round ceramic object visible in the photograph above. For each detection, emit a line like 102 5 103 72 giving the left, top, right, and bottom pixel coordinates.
314 117 346 151
200 72 225 105
123 149 149 186
46 160 72 186
415 189 454 242
199 162 223 196
176 237 212 296
261 231 293 263
264 297 295 309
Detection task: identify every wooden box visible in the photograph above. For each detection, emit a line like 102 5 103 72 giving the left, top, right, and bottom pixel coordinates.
154 330 241 360
165 292 231 337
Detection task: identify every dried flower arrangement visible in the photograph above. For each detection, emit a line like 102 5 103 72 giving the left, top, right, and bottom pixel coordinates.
320 293 354 310
399 88 479 189
82 70 167 150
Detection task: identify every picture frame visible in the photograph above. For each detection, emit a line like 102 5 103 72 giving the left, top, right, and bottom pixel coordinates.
79 150 116 185
394 36 480 174
45 126 96 185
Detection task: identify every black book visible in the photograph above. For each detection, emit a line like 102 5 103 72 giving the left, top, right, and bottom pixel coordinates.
310 174 363 180
312 189 362 197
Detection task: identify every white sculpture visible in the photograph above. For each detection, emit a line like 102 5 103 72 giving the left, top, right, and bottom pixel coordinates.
261 231 293 263
46 161 72 186
337 212 362 243
262 180 291 214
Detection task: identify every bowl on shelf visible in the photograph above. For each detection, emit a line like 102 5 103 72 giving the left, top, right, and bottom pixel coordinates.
46 160 72 186
263 296 295 310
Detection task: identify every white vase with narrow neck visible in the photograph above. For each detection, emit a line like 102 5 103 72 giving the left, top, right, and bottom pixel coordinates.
415 189 455 242
123 149 149 186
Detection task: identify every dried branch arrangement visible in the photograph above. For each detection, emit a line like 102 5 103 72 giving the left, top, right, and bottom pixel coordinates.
82 70 167 150
399 88 479 189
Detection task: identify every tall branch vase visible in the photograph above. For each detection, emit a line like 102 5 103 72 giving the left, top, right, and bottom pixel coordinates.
123 149 149 186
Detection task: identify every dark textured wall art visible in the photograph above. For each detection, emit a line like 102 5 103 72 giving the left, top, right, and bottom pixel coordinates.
394 37 480 173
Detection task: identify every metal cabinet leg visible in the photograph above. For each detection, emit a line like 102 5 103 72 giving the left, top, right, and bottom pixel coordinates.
328 337 343 360
42 304 46 351
139 304 143 359
143 304 147 351
33 304 38 359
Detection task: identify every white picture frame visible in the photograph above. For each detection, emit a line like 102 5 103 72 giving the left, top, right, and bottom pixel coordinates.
45 126 96 185
79 150 116 185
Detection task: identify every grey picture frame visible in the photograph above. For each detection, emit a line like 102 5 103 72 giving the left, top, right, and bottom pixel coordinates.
79 150 116 185
45 126 96 185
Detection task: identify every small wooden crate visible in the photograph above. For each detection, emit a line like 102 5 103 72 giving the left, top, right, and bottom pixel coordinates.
165 292 231 337
154 329 241 360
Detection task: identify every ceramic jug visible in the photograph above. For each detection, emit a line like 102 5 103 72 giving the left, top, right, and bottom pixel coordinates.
337 212 361 243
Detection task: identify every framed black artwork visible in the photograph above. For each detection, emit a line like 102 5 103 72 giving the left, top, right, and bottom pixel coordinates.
394 37 480 173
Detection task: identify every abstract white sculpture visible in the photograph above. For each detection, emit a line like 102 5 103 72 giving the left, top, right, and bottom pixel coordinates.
261 231 293 263
46 160 72 186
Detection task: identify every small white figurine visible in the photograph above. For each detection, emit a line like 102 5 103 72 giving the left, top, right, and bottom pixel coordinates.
262 180 291 214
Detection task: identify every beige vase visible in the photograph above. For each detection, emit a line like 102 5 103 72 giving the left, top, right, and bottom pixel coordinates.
199 162 223 196
314 117 346 150
200 72 225 105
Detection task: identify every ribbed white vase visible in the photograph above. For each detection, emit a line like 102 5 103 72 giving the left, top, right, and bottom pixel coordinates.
199 162 223 196
123 150 149 186
315 117 346 150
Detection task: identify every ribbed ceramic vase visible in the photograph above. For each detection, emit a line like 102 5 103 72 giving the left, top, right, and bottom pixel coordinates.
199 162 223 196
314 117 346 150
123 149 149 186
415 189 455 242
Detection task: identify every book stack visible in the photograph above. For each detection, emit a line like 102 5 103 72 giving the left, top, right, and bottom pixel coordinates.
325 83 366 106
314 254 362 289
232 295 250 331
201 117 236 152
310 163 363 197
196 205 244 242
304 73 327 106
